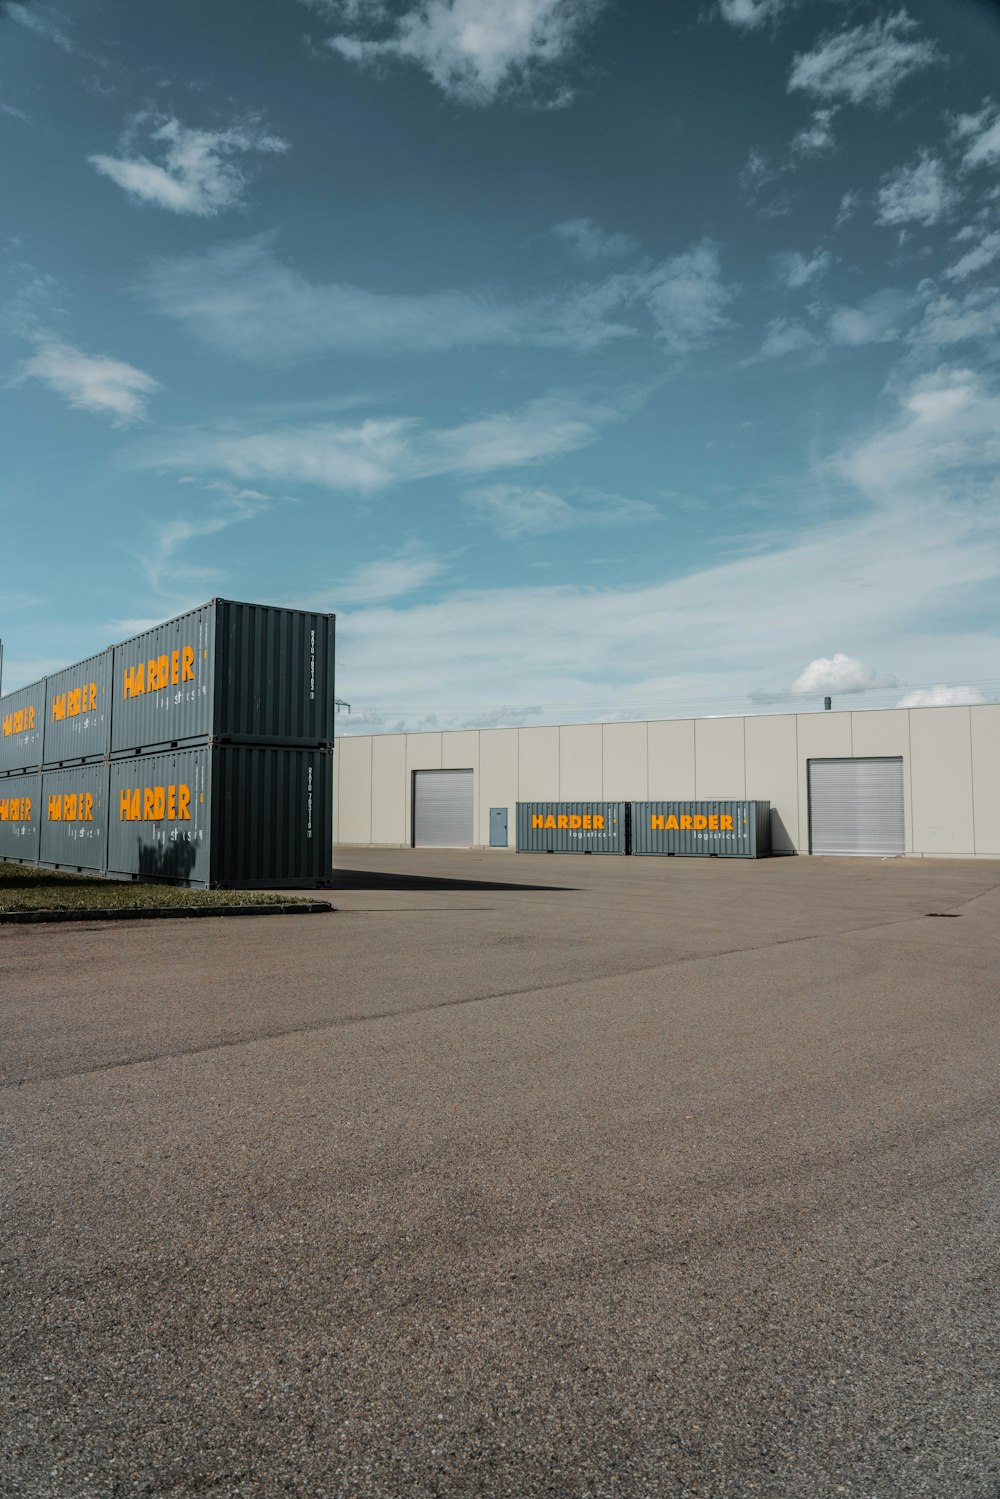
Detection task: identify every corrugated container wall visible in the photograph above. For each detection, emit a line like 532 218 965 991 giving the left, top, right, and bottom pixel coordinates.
42 650 112 767
107 745 332 888
516 801 627 854
0 681 45 774
39 764 110 873
631 801 771 858
0 773 41 862
111 600 335 756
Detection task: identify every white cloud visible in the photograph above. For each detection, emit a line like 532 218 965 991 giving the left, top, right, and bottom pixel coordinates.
788 11 940 110
751 316 820 361
946 229 1000 281
144 483 270 591
464 483 655 538
89 114 288 216
552 217 636 261
331 545 448 605
314 0 605 106
132 391 617 493
838 366 1000 501
5 2 74 52
717 0 788 29
635 240 735 353
772 248 832 289
15 339 158 424
790 107 837 157
896 685 988 708
827 289 914 346
138 235 733 363
913 287 1000 348
876 153 959 227
788 653 897 697
836 189 861 227
954 101 1000 170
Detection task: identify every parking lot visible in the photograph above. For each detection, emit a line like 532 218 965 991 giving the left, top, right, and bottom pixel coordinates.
3 849 999 1498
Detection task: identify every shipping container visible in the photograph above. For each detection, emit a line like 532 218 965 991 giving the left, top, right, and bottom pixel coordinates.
0 772 41 863
516 801 627 854
631 800 771 858
42 650 112 767
39 763 110 873
0 680 45 774
111 600 335 757
107 744 332 888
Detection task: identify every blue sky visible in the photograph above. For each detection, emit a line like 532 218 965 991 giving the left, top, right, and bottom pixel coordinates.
2 0 999 730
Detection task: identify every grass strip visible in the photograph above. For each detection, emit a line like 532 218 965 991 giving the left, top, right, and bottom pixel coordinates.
0 861 330 914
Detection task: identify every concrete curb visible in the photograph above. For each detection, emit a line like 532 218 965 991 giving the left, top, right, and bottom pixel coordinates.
0 901 335 925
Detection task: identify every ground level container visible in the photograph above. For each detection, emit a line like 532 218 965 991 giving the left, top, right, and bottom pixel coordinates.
42 650 112 768
111 600 335 756
631 801 771 857
0 681 45 774
107 745 332 887
39 763 110 874
0 772 41 863
516 801 627 854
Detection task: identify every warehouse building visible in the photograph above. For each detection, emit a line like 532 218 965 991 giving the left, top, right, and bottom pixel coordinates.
334 704 1000 859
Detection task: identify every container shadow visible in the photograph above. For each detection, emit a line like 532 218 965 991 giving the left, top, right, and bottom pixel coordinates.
330 866 576 894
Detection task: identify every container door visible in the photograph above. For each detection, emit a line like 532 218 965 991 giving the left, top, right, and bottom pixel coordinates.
489 807 508 847
808 758 905 856
412 769 474 848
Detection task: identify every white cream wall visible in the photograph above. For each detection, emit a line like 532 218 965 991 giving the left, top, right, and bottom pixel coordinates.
335 706 998 857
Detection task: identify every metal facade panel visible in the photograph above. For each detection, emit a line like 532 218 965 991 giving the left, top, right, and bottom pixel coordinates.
631 801 768 857
111 604 216 756
0 772 41 862
413 769 474 847
808 758 904 856
39 764 109 872
0 681 45 774
42 650 112 766
210 745 332 888
111 601 336 755
516 801 626 854
108 748 213 885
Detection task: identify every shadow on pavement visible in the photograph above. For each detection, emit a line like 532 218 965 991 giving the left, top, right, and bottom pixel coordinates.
330 866 575 894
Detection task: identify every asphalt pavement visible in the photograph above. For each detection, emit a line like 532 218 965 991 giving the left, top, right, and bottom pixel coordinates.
2 849 999 1498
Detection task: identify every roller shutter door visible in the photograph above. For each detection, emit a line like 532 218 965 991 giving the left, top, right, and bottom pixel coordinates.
412 769 474 847
808 758 905 856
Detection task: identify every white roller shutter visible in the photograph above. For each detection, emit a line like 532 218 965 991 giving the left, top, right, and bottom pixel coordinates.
808 758 905 856
412 769 474 847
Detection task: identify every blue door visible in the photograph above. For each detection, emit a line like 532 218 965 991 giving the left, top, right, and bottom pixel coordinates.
489 807 508 847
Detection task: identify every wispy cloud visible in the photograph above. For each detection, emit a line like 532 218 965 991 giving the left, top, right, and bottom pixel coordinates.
90 114 288 216
789 106 837 158
772 248 832 289
876 152 959 228
953 100 1000 171
143 480 271 591
749 316 820 362
912 287 1000 349
5 2 74 53
551 217 637 262
464 483 656 538
13 338 158 424
132 391 622 493
827 289 916 347
138 234 735 362
635 240 735 353
330 544 448 606
308 0 605 106
716 0 789 29
896 684 988 707
788 11 941 110
946 228 1000 281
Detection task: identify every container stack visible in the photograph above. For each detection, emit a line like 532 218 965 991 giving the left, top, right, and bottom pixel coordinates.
0 600 335 889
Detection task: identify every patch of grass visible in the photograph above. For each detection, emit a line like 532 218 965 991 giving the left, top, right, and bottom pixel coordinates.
0 862 320 913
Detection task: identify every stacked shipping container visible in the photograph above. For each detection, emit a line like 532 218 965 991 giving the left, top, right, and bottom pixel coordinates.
0 600 335 888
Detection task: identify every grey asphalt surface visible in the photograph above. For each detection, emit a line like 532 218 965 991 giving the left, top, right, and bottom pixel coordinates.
2 848 999 1499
